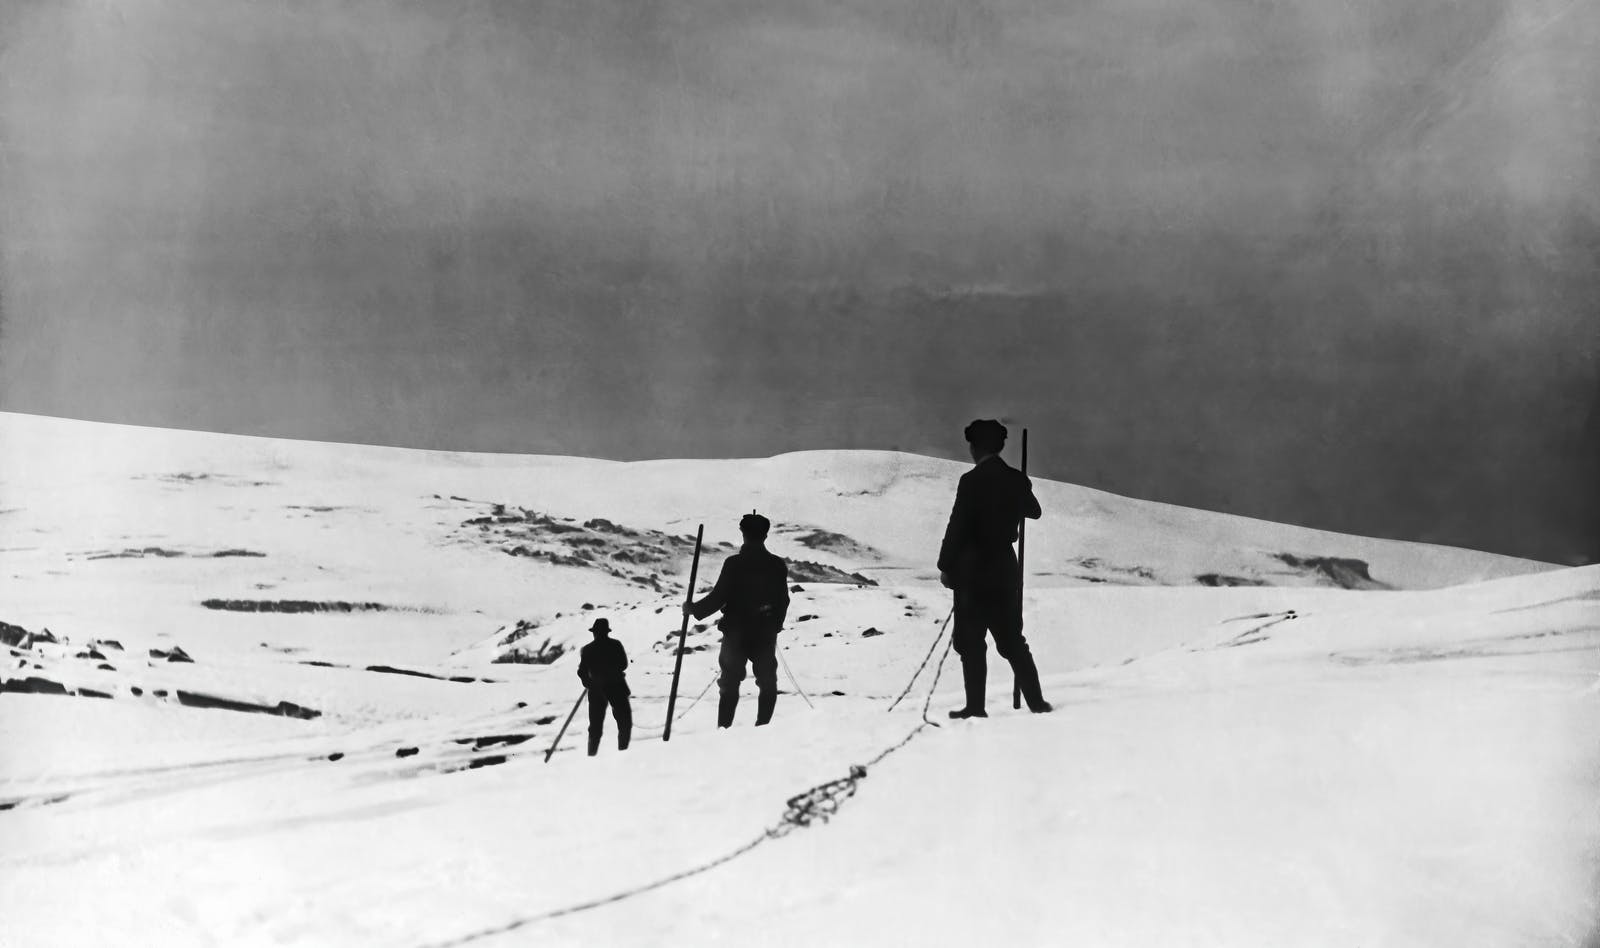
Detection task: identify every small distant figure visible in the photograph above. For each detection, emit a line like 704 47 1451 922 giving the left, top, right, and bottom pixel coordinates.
577 618 632 756
938 419 1051 718
685 513 790 727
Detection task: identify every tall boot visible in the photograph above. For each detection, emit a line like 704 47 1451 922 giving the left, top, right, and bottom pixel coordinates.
1012 655 1052 712
754 689 776 726
616 698 633 750
717 691 739 728
949 655 988 719
586 730 601 757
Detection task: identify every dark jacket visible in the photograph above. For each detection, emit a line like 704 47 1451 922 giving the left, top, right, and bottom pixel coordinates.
689 546 790 634
578 637 630 696
938 455 1042 591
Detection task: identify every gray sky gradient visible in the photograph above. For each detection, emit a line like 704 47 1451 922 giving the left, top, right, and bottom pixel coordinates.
2 0 1597 562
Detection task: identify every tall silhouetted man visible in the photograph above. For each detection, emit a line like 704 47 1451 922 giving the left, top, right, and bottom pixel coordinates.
685 513 790 727
577 618 632 756
938 419 1052 718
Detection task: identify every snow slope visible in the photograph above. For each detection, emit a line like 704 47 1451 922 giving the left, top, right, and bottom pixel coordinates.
1 412 1595 947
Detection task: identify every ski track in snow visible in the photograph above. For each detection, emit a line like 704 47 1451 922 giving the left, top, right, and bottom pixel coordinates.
1 412 1596 947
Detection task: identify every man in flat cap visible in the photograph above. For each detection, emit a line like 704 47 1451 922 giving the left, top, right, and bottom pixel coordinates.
577 617 632 756
685 512 790 727
938 419 1052 718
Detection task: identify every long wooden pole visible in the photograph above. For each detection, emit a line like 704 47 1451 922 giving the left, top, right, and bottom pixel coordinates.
543 688 587 763
663 524 704 742
1014 428 1028 710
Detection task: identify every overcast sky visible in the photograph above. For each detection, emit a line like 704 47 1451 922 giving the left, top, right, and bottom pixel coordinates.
2 0 1596 563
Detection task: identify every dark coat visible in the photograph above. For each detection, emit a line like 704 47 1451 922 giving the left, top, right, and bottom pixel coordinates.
690 546 790 634
577 636 630 696
937 455 1042 591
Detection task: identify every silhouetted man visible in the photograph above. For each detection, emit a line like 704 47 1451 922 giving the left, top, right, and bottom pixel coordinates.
938 419 1051 718
577 618 632 756
685 513 790 727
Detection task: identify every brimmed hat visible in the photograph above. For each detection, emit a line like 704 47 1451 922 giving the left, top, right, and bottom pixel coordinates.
588 618 611 634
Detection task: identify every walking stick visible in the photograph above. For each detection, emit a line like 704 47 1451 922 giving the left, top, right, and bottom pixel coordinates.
663 523 704 742
543 688 587 763
1014 428 1028 710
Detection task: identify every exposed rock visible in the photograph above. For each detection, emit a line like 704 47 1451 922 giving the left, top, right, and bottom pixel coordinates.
201 599 397 613
175 690 320 719
0 621 57 650
788 560 877 586
0 676 69 695
1196 573 1269 587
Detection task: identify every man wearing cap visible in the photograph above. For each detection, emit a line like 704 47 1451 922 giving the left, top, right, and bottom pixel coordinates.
938 419 1052 718
685 513 790 727
577 617 632 756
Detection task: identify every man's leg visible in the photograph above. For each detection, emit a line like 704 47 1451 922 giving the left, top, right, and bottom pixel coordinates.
749 629 778 726
612 691 632 751
717 633 746 728
987 586 1050 712
949 587 989 718
586 690 606 756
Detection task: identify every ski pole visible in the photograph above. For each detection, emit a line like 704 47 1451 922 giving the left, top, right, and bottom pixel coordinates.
778 642 815 709
1014 427 1028 711
663 523 704 742
544 688 587 763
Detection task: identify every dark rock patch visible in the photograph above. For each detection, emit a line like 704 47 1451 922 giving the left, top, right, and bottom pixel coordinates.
1 621 56 650
87 547 185 560
211 549 267 558
76 688 112 699
328 752 345 762
861 627 885 637
366 665 445 681
498 619 540 646
97 663 116 672
1196 573 1269 587
472 734 534 749
149 646 194 663
788 560 877 586
493 637 567 665
468 754 508 770
396 746 420 758
780 526 883 562
201 599 399 613
0 676 69 695
175 690 321 719
1274 553 1389 590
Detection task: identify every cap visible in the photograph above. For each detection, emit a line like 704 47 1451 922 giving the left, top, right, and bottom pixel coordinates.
963 419 1008 451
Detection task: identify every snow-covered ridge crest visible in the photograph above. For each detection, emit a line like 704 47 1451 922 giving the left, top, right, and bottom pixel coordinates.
0 410 1550 594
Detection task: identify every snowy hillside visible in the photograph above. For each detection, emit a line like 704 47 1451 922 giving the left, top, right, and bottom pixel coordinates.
1 412 1595 947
